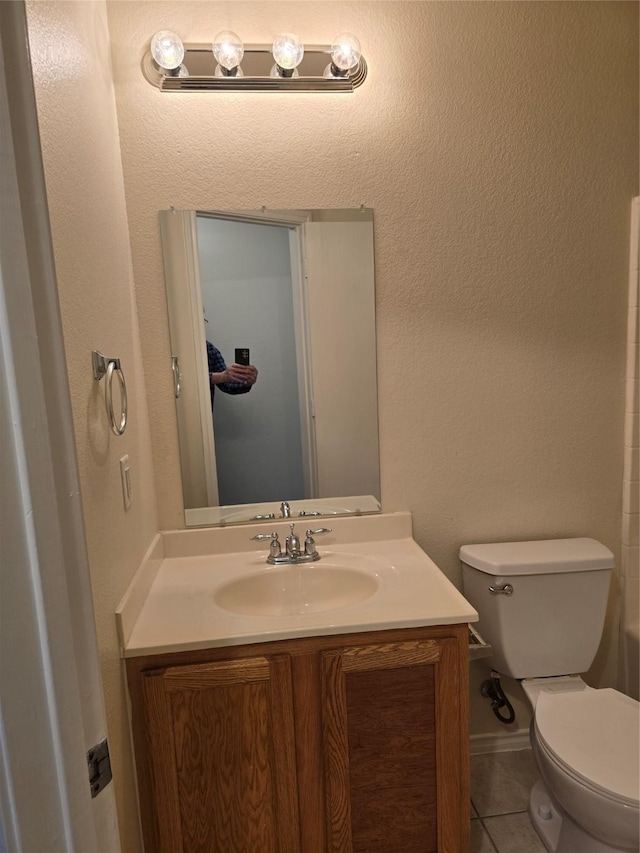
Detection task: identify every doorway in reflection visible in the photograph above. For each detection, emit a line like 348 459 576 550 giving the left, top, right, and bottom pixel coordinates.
197 215 308 505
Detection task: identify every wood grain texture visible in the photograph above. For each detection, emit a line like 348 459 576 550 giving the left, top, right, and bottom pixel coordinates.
269 655 302 853
321 650 353 852
321 641 439 853
142 673 185 852
346 665 437 852
162 656 271 690
338 640 441 672
291 653 327 852
127 624 471 852
126 624 466 674
177 680 277 851
435 637 470 853
142 656 301 852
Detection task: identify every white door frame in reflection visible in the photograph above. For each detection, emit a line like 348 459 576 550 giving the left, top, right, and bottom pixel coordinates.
197 211 316 506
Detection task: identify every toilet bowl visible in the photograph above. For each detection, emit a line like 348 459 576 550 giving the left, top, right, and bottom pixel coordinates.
459 538 640 853
524 679 640 852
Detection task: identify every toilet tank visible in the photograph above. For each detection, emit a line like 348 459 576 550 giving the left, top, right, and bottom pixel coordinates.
460 538 614 679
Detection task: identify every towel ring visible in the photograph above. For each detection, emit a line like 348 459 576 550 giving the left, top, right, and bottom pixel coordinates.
92 350 128 436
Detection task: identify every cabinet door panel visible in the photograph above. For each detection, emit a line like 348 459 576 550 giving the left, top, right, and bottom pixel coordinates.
143 655 300 853
321 640 445 853
345 665 437 851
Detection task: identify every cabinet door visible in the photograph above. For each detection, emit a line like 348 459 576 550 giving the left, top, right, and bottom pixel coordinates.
321 638 468 853
142 655 300 853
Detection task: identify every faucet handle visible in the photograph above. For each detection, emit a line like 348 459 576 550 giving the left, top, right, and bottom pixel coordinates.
250 531 282 560
250 531 279 541
305 527 332 537
303 527 332 558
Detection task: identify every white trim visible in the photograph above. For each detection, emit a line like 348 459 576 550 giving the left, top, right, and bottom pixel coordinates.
184 214 220 505
619 195 640 699
0 3 119 849
197 209 313 227
197 208 318 497
470 728 532 755
290 226 318 497
160 209 219 508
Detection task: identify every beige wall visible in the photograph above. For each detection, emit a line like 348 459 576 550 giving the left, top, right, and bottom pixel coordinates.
25 2 159 848
25 0 638 848
108 0 637 559
109 0 637 703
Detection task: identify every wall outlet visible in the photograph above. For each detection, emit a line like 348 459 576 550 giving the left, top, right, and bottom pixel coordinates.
119 455 132 510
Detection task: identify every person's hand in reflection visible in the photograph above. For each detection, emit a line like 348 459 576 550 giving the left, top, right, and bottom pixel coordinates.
206 341 258 406
223 362 258 387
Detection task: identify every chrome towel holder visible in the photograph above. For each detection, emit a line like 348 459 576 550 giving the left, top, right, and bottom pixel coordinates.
92 350 128 436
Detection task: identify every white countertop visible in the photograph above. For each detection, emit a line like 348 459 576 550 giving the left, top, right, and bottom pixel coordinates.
117 512 478 658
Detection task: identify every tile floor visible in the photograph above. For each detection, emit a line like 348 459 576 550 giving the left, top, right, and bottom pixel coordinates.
470 749 547 853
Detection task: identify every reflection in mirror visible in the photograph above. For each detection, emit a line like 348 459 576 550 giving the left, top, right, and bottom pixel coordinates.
159 208 380 526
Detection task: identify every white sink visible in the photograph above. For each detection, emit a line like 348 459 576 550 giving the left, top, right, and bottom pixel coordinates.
118 512 480 656
214 563 379 616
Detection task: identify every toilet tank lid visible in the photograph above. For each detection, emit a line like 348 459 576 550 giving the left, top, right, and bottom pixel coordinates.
459 538 614 575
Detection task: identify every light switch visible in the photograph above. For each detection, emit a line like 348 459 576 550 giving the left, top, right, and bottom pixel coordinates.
119 455 132 510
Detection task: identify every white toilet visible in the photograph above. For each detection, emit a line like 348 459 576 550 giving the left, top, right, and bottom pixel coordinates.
460 538 640 853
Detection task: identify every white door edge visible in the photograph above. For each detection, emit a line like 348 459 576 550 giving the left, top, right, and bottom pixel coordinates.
0 3 120 850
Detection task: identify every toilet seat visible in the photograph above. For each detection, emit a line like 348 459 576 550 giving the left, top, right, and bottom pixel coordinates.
534 688 640 807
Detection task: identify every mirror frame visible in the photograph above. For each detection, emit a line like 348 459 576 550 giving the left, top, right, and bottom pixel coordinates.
159 207 381 527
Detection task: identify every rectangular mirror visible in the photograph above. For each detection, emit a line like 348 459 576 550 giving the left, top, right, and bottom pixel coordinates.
159 208 380 526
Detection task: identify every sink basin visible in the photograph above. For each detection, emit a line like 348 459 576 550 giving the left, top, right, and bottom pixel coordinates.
214 564 379 616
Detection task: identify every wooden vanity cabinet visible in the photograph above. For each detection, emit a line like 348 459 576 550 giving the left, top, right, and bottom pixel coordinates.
126 624 470 853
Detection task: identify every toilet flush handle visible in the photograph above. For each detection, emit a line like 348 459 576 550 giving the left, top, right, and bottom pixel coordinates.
488 583 514 595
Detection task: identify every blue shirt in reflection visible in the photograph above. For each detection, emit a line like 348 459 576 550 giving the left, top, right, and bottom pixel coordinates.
207 341 251 407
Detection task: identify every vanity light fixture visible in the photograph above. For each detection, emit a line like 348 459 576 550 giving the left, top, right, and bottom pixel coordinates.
270 32 304 78
143 30 367 92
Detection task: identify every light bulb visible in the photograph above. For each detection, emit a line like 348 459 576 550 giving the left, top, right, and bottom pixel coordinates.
271 33 304 74
150 30 185 71
330 32 361 71
212 31 244 75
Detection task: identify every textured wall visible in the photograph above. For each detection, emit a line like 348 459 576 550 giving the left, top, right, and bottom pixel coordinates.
110 0 636 615
108 0 637 555
25 2 159 848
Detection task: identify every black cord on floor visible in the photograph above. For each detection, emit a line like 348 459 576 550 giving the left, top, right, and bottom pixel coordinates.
481 672 516 724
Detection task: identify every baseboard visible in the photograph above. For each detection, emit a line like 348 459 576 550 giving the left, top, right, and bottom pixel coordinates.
470 727 531 755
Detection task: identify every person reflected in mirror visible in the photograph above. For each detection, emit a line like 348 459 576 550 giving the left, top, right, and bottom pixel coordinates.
206 341 258 407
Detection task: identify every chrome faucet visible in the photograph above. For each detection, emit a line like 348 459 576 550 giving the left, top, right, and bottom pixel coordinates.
280 501 291 518
251 524 332 565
